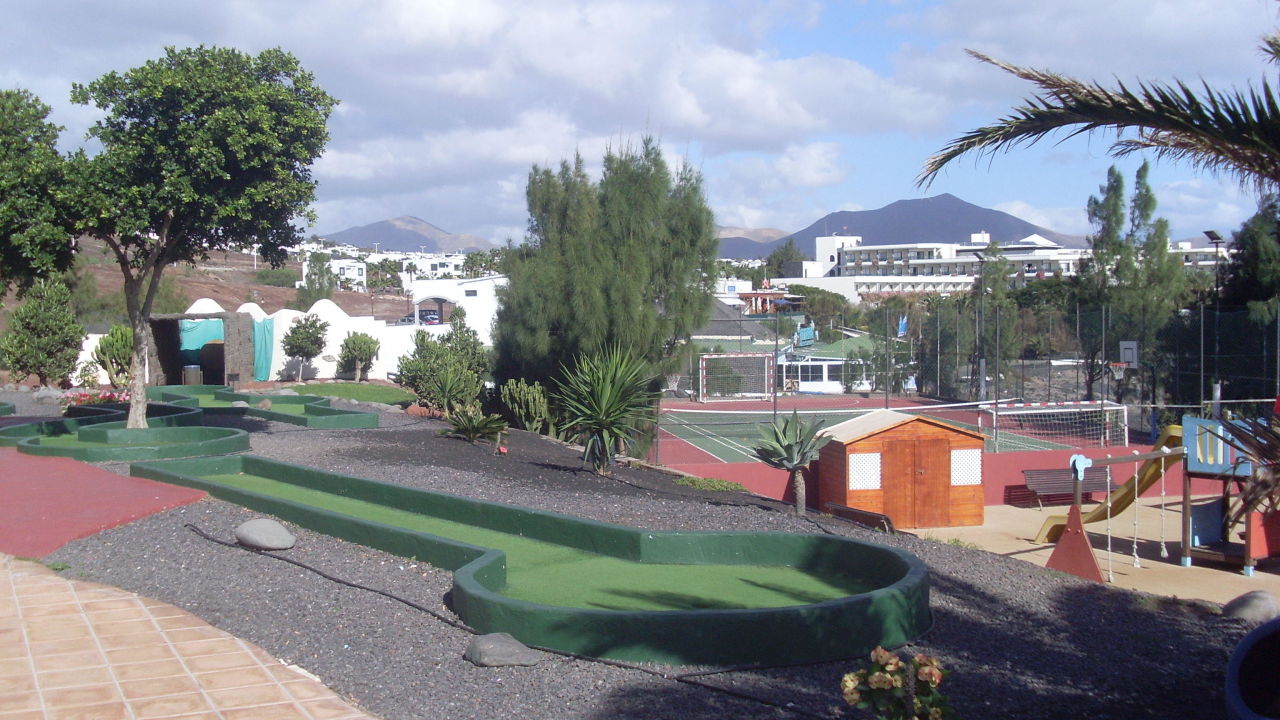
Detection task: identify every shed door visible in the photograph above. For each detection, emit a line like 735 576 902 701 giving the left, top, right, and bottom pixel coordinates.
882 438 950 529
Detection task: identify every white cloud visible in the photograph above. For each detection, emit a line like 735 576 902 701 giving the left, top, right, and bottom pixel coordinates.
774 143 848 188
994 201 1089 236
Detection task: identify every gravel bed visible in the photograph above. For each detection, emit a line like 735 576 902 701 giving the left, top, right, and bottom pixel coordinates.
25 403 1251 720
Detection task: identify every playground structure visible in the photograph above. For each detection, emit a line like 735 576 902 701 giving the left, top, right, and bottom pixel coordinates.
1033 415 1280 582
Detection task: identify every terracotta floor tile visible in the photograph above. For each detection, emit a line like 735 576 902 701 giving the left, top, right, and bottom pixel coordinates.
27 637 98 657
104 644 176 665
38 666 115 689
110 658 188 681
207 681 292 708
173 637 243 658
32 649 106 673
85 608 152 624
43 683 122 708
0 643 22 660
16 592 77 608
23 621 91 643
128 692 214 719
192 665 274 690
96 631 166 651
163 626 223 642
299 697 371 719
183 651 257 673
118 673 201 700
0 658 33 678
0 710 45 720
78 599 138 613
221 702 311 720
268 664 316 682
48 700 131 720
0 690 40 712
18 603 83 620
281 679 338 702
0 673 34 694
90 618 157 637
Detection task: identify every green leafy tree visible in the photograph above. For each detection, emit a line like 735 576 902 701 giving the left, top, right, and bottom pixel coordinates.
68 46 336 427
366 258 403 292
282 314 329 380
494 138 717 385
92 324 133 389
753 411 828 515
553 347 658 476
0 89 76 295
0 279 85 386
765 238 807 280
293 251 338 310
1223 199 1280 321
338 332 380 382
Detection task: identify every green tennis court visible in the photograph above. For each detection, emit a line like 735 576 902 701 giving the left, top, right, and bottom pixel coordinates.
203 472 874 611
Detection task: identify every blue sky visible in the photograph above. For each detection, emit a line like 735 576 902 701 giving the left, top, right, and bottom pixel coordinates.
3 0 1274 246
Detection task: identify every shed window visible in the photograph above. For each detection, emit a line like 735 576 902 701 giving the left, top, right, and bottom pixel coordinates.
848 452 881 490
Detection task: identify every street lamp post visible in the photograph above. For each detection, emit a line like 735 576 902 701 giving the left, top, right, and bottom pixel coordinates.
974 252 988 401
1205 230 1224 408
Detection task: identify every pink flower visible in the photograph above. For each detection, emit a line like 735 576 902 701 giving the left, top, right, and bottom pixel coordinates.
867 672 894 690
917 665 944 688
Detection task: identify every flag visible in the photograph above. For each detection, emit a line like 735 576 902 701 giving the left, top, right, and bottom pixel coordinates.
897 315 907 338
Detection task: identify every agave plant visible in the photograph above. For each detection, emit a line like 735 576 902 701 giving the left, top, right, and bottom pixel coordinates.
754 411 829 516
439 403 508 444
554 347 658 476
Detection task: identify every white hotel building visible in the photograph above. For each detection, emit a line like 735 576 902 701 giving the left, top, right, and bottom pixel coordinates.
776 232 1225 301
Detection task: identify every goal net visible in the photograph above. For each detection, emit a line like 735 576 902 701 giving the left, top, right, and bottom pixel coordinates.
982 401 1128 449
698 352 775 402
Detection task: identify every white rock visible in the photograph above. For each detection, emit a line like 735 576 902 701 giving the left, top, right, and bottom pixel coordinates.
1223 591 1280 625
234 519 296 550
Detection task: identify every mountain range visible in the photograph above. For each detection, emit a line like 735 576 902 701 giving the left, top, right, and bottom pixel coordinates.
320 216 494 254
718 194 1084 259
321 194 1084 259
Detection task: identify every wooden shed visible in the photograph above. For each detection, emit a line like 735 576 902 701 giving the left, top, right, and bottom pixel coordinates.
817 410 985 529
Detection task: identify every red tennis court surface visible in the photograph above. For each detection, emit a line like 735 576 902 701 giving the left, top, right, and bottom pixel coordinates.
0 445 205 557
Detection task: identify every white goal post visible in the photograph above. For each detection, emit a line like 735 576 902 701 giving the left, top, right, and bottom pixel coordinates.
981 400 1128 448
698 352 775 402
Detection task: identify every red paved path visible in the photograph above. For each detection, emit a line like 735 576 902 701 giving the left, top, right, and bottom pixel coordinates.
0 445 205 557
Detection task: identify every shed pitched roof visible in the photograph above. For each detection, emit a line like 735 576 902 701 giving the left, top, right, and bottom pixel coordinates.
822 409 984 444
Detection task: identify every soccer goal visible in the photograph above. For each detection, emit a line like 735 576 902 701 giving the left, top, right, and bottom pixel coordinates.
698 352 775 402
982 401 1128 449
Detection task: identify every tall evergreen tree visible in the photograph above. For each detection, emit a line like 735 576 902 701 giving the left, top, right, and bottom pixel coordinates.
1223 199 1280 321
494 138 717 385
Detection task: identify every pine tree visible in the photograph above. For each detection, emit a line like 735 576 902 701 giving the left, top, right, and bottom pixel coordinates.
494 138 716 386
0 279 85 386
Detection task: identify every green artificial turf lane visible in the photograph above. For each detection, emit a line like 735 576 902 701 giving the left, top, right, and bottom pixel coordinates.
185 393 314 412
202 472 872 611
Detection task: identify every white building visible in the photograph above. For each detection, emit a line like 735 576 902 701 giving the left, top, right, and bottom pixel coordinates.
407 275 507 346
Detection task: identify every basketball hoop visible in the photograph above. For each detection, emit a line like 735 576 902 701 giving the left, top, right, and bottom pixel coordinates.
1108 362 1128 381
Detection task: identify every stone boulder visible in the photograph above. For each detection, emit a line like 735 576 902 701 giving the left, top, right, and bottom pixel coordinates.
234 519 296 550
463 633 544 667
255 398 273 410
1223 591 1280 625
230 400 250 408
33 387 63 405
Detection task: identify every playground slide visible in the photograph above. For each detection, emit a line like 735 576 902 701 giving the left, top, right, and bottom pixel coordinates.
1034 425 1184 543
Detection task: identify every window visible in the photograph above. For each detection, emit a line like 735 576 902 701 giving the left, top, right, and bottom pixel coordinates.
799 364 823 382
464 289 478 297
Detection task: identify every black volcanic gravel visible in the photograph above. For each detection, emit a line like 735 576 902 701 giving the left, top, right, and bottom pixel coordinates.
30 406 1251 720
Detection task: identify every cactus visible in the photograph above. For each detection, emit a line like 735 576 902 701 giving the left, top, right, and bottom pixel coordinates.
500 378 550 434
93 325 133 389
338 332 380 382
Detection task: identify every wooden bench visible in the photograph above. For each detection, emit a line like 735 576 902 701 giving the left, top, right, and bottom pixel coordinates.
824 502 896 534
1021 467 1112 510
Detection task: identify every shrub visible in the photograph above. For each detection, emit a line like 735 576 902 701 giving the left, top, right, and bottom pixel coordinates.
395 316 488 412
500 378 550 433
255 267 300 287
92 324 133 389
440 403 507 444
281 314 329 380
338 332 380 382
671 476 746 492
0 279 85 386
553 347 658 476
74 360 101 389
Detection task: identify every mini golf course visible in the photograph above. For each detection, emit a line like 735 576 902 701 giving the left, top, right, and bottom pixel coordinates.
132 454 931 666
148 385 379 429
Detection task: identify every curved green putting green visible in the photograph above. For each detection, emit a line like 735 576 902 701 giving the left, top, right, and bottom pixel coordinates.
147 385 378 429
132 454 931 665
17 423 248 461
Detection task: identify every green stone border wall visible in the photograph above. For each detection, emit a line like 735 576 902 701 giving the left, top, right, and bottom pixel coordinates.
0 401 14 416
16 425 249 462
148 386 378 429
131 454 931 666
0 402 203 447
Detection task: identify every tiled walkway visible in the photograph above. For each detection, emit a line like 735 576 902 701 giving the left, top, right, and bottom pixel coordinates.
0 554 379 720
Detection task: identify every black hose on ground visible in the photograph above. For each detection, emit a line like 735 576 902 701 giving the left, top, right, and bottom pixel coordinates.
183 522 841 719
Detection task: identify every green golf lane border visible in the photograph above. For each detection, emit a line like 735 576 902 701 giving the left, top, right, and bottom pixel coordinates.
0 402 204 448
0 401 13 416
17 424 249 461
147 385 378 429
131 454 931 666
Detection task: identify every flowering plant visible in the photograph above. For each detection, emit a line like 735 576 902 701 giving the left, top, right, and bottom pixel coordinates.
841 646 955 720
60 390 129 409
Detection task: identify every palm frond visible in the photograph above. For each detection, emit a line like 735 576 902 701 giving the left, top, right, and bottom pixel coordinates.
918 50 1280 192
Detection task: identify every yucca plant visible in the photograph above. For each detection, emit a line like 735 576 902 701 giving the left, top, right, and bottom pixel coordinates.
753 411 829 516
554 347 658 476
440 403 508 444
427 358 483 416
